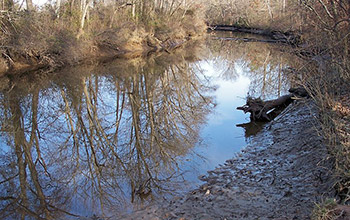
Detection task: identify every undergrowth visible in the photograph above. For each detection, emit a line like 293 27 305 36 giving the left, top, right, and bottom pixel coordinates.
0 3 206 75
292 2 350 218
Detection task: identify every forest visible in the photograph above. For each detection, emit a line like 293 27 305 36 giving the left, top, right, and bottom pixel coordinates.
1 0 350 219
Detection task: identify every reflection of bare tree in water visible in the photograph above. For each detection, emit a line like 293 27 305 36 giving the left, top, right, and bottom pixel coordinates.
0 54 214 219
0 89 66 220
246 54 289 100
124 63 213 205
207 32 303 139
207 32 301 99
205 37 240 81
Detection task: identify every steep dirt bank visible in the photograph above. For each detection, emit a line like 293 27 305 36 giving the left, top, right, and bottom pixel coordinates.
0 8 207 78
122 100 335 219
0 34 197 78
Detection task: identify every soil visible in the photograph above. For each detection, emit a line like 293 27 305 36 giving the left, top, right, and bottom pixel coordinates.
122 100 335 220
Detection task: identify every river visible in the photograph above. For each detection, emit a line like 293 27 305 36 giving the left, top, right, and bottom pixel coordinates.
0 32 298 219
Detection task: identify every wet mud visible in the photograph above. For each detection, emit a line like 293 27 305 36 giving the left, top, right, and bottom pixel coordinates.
123 100 335 220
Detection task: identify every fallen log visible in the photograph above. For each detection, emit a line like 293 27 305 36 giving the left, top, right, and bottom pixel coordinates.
237 95 293 121
209 25 302 46
213 36 284 44
237 87 308 121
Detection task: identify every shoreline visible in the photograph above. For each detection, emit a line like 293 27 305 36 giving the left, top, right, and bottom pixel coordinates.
0 36 196 78
123 100 335 219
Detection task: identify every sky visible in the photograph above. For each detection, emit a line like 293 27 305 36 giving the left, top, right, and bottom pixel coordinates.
181 58 252 185
32 0 49 7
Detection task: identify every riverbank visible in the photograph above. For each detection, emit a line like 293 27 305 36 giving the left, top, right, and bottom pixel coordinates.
209 23 350 217
122 100 336 219
0 8 206 77
206 3 350 211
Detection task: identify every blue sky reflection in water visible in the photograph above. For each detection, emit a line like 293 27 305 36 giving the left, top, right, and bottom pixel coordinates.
0 33 294 219
189 59 251 177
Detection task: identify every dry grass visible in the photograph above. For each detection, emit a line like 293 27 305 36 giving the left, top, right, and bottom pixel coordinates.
204 0 302 32
312 199 350 220
261 1 350 216
0 4 206 76
295 34 350 219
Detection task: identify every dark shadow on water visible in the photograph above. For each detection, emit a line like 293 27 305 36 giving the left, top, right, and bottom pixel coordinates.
236 121 266 138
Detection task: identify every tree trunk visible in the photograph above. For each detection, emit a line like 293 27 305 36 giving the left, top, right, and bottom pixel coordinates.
131 0 136 18
56 0 61 17
77 0 91 38
26 0 33 11
265 0 273 19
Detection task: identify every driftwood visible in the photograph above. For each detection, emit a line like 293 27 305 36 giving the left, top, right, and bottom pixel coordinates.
209 25 301 46
237 87 308 121
213 36 287 44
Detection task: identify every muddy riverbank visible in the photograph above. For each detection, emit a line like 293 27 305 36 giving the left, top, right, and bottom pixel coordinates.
122 100 335 219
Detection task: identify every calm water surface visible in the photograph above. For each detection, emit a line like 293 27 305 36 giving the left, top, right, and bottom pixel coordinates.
0 32 298 219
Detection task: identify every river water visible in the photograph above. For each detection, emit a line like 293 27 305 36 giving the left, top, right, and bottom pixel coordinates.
0 32 298 219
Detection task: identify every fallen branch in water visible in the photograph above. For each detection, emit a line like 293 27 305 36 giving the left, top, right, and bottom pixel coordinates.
237 87 309 121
